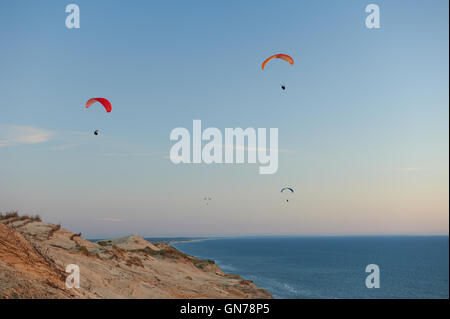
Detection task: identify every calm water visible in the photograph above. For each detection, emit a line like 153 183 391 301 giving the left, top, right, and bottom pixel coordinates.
173 236 449 299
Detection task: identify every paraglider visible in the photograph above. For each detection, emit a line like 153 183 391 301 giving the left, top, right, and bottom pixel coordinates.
85 98 111 136
85 98 112 112
261 54 294 70
281 187 294 202
262 54 294 91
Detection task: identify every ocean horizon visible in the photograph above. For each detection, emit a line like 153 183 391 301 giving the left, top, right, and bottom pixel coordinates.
171 235 449 299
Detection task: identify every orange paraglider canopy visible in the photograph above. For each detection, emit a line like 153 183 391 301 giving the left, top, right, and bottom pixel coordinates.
261 54 294 70
85 98 112 113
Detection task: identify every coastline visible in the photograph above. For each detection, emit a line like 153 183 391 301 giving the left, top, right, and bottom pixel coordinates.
171 235 449 299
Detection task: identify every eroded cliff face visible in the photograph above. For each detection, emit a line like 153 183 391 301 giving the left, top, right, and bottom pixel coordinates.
0 216 272 299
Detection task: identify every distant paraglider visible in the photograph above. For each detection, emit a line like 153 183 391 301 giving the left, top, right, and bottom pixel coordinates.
281 187 294 202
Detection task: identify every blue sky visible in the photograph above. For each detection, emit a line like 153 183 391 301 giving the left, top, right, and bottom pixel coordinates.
0 0 448 237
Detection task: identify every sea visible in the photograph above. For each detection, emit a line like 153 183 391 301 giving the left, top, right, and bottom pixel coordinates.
172 236 449 299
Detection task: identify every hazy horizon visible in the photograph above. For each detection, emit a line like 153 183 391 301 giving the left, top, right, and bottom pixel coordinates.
87 234 450 241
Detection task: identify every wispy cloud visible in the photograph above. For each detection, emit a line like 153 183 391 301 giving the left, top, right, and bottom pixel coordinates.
95 218 125 222
103 152 158 157
0 125 53 147
48 142 85 151
398 167 426 171
222 144 296 153
103 150 167 157
162 144 295 161
46 131 92 151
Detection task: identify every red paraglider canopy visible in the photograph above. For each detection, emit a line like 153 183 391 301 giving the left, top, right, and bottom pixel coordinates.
85 98 112 113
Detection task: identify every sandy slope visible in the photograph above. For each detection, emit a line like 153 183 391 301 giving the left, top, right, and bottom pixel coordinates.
0 216 272 299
